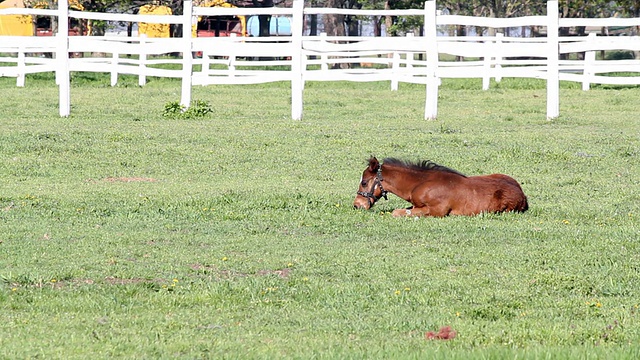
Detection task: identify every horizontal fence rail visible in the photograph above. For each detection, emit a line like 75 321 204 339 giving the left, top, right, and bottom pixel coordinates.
1 0 640 119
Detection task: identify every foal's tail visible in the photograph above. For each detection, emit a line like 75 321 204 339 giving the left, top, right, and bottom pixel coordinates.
516 195 529 213
507 176 528 213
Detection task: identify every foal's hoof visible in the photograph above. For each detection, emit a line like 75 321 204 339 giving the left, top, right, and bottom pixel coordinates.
392 208 411 217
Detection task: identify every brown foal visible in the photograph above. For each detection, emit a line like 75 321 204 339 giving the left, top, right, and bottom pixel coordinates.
354 157 528 217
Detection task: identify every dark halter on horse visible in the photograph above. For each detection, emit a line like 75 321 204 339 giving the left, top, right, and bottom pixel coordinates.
357 167 388 207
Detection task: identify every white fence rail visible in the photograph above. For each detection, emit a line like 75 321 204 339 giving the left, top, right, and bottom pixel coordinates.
1 0 640 119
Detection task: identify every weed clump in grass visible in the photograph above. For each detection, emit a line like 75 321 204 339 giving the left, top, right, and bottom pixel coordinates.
163 100 213 119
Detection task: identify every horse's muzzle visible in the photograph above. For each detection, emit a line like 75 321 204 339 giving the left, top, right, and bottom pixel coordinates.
353 195 372 210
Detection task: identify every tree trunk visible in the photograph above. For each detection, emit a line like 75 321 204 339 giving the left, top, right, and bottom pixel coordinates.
456 25 466 61
346 16 358 36
324 0 345 37
384 0 393 36
487 7 496 37
373 16 381 37
384 0 393 64
576 26 586 60
309 14 317 36
635 26 640 59
323 0 346 68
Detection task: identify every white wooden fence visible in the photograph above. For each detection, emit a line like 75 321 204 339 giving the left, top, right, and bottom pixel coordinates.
1 0 640 119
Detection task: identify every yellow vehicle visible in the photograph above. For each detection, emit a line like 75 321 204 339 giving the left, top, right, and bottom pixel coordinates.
0 0 88 36
34 0 89 36
137 0 246 39
193 0 246 38
138 4 172 38
0 0 33 36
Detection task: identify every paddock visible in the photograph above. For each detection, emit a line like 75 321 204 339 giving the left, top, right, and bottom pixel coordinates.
1 0 640 356
1 77 639 357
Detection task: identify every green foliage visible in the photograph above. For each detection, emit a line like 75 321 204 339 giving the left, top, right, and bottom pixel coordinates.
606 50 635 61
162 100 185 117
162 99 213 119
0 75 639 358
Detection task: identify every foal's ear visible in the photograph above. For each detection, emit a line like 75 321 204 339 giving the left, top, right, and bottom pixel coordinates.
368 157 380 172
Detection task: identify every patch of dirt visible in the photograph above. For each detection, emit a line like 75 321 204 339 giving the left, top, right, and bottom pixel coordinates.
257 268 291 279
104 277 160 285
103 177 157 183
190 264 246 279
189 264 292 279
190 263 219 272
29 278 94 289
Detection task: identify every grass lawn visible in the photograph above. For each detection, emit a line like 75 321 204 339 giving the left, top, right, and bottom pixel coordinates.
0 74 639 358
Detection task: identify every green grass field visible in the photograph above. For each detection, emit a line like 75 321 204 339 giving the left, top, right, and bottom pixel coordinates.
1 74 639 358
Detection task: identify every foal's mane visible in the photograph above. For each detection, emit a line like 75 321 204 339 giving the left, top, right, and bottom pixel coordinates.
383 158 467 177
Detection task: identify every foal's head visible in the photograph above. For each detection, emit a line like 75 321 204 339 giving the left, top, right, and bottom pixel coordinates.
353 157 387 210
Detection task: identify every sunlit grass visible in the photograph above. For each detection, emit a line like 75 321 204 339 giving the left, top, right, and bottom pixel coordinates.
0 74 639 358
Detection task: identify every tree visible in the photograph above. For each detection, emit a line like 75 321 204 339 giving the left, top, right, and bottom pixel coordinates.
614 0 640 57
617 0 640 18
320 0 362 37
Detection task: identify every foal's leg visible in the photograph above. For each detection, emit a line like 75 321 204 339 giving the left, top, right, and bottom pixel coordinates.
392 207 416 217
391 204 450 218
391 206 434 217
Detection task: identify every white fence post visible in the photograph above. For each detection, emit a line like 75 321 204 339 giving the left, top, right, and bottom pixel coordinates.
17 47 25 87
111 51 118 86
291 0 304 120
391 50 400 91
201 49 211 77
139 35 147 86
181 0 194 109
494 32 503 83
546 0 560 120
483 32 502 89
582 32 596 91
482 43 491 90
424 0 438 120
229 33 237 76
57 0 70 117
320 32 328 71
406 32 415 71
